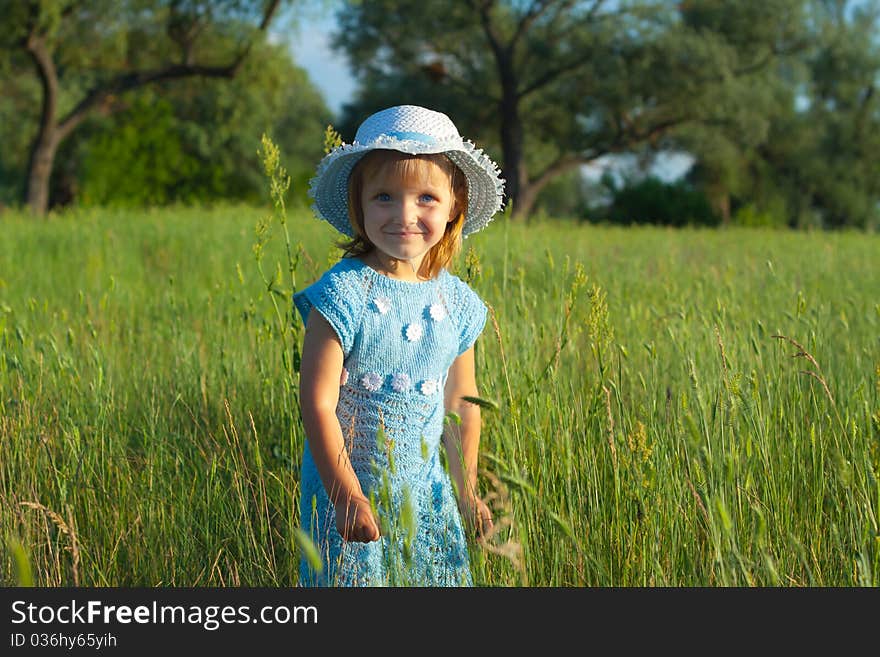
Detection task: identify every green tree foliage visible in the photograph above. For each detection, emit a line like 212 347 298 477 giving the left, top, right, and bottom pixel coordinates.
0 0 292 215
663 0 880 229
332 0 808 221
776 0 880 228
54 40 329 207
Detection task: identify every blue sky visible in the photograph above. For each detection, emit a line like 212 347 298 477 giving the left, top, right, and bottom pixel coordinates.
286 11 354 117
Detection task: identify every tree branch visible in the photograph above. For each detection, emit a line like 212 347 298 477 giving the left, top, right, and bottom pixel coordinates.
440 50 502 104
56 0 282 142
530 153 595 193
24 33 59 143
611 112 693 151
516 1 617 99
519 55 587 99
470 0 505 62
57 62 235 141
439 69 502 105
510 0 557 49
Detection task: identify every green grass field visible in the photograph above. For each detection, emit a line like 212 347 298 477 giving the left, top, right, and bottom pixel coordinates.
1 204 878 586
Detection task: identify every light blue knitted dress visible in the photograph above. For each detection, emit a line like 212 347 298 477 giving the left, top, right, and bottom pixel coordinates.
293 256 487 586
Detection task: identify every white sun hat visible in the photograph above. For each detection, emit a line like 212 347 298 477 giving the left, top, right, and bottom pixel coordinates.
308 105 505 237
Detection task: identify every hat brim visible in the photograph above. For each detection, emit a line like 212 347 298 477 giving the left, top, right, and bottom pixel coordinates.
308 135 505 238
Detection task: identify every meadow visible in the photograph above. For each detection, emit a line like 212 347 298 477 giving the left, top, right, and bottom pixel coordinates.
1 203 878 586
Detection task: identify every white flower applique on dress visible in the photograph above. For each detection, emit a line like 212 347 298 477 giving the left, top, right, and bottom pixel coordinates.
374 297 391 314
391 373 412 393
429 302 447 322
405 322 423 342
419 379 439 396
361 372 383 392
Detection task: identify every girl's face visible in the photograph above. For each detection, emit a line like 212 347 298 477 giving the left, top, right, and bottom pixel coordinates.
359 157 455 276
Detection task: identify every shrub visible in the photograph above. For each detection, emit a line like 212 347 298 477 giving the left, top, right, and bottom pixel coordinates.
603 176 719 227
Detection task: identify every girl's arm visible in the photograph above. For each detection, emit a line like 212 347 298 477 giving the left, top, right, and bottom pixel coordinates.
442 345 493 537
299 311 379 543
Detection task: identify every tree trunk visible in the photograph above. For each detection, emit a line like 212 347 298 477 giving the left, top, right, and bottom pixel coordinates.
478 5 529 222
514 181 541 220
718 192 730 224
24 30 59 216
500 96 530 220
26 127 59 215
515 156 589 221
708 184 730 224
498 61 528 220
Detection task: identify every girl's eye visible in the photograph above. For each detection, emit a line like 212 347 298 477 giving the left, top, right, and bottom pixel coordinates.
419 194 436 203
376 192 391 202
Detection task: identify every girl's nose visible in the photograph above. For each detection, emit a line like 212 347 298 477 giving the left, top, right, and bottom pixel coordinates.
399 199 420 224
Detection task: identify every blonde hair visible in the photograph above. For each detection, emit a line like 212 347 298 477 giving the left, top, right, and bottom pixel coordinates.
339 150 468 279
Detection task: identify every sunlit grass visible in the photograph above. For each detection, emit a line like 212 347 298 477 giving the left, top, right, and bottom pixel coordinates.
1 204 878 586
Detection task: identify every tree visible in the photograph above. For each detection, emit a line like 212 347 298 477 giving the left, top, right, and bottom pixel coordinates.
774 0 880 228
2 0 284 216
61 40 330 207
673 0 880 229
333 0 808 220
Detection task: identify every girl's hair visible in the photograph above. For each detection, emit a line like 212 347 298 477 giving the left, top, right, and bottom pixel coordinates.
340 149 468 279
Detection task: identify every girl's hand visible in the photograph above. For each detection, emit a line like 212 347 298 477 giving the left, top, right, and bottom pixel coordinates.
335 494 381 543
459 495 494 540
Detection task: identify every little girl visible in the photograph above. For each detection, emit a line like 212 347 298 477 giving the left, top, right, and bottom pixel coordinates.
293 105 504 586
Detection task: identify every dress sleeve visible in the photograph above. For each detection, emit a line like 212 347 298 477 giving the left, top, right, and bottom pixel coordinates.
450 277 488 356
293 263 365 356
